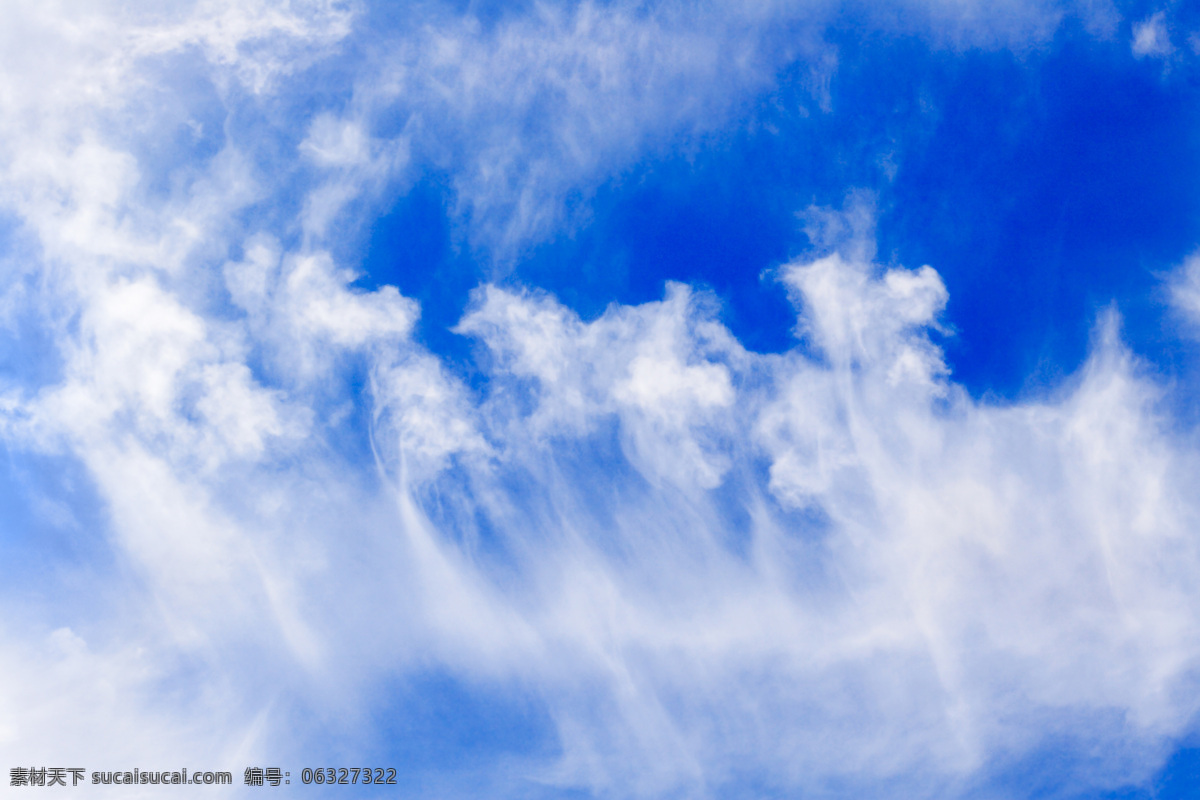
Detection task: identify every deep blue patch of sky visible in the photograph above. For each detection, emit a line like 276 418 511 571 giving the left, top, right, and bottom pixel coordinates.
359 19 1200 403
357 174 481 372
875 25 1200 398
976 730 1200 800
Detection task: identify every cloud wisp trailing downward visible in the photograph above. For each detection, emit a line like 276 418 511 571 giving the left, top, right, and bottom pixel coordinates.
1 1 1200 798
390 240 1200 795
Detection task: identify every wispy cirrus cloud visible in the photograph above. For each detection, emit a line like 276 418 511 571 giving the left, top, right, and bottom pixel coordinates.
290 0 1123 260
2 1 1200 798
384 231 1200 796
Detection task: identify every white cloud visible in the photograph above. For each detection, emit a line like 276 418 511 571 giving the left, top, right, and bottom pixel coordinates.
300 114 371 168
456 282 745 490
3 2 1200 798
1170 251 1200 331
375 1 828 256
310 0 1113 258
417 241 1200 795
1133 11 1174 59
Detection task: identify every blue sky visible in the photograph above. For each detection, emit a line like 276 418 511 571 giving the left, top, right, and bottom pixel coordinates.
3 1 1200 798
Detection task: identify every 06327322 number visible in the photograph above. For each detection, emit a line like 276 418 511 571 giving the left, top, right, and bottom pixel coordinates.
300 768 396 785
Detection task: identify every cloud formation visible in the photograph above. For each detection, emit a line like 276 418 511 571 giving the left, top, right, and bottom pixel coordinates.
1133 11 1174 59
387 242 1200 796
1 1 1199 798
